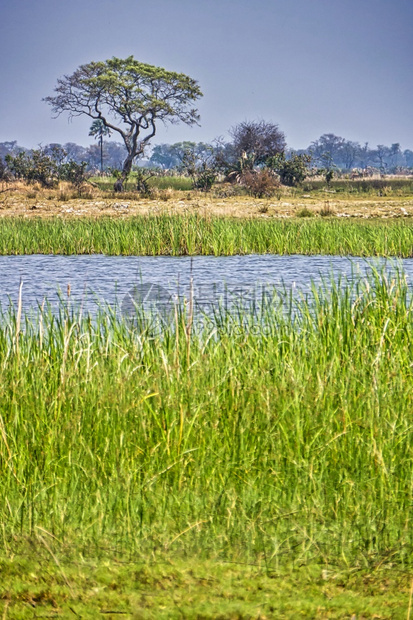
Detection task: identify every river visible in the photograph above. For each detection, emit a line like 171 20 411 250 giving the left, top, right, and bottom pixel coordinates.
0 254 410 320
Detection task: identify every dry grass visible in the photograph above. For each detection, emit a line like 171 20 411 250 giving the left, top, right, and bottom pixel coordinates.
1 180 413 220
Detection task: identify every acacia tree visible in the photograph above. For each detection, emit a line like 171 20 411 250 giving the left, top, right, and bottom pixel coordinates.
44 56 202 187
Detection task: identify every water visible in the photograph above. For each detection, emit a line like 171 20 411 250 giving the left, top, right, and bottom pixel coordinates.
0 254 410 319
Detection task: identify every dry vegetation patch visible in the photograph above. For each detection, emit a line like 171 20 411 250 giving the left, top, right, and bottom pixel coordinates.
1 181 413 220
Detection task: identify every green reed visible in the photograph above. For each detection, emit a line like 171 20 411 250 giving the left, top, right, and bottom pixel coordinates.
1 215 413 256
1 270 413 567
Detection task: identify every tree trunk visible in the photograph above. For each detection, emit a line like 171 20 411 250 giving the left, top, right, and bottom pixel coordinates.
114 152 134 191
100 135 103 173
122 153 134 181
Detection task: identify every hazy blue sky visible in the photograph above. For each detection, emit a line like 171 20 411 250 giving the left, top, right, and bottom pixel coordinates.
1 0 412 150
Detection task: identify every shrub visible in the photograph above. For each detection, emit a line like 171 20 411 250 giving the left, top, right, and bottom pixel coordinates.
59 160 89 188
319 202 335 217
267 153 311 187
5 150 60 187
135 168 156 197
158 188 174 201
296 207 314 218
241 169 280 198
181 147 220 192
212 183 245 199
5 149 90 192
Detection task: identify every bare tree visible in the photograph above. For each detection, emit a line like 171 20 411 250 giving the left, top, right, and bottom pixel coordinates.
229 120 286 166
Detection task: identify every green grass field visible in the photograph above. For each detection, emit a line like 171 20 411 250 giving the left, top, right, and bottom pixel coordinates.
90 173 413 198
1 215 413 256
2 554 411 618
1 271 413 616
302 176 413 196
92 173 193 192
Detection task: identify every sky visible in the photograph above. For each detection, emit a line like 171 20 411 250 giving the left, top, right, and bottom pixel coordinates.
1 0 412 151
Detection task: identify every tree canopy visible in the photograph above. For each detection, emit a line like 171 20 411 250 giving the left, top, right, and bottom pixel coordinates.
229 120 286 166
44 56 203 183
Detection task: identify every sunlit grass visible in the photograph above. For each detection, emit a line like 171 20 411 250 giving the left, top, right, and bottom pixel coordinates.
2 270 413 615
1 270 413 567
1 553 410 618
1 215 413 256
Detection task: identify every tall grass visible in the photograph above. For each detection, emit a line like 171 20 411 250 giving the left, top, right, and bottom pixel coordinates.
302 177 413 195
1 270 413 567
91 175 413 195
92 174 192 191
1 215 413 256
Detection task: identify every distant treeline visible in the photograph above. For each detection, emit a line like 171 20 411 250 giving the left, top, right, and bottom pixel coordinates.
0 140 128 173
297 135 413 172
149 136 413 173
1 134 412 174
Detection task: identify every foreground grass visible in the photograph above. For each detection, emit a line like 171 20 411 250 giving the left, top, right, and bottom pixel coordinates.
1 271 413 615
2 553 411 618
2 215 413 256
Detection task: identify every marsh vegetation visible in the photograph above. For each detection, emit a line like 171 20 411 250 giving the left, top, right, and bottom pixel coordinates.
1 214 413 257
1 270 413 616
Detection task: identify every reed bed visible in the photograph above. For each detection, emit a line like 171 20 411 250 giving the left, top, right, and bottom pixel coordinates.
1 270 413 570
1 215 413 256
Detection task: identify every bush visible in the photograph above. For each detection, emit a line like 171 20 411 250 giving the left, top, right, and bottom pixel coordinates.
319 202 335 217
6 150 59 187
135 168 156 197
5 149 91 192
241 169 280 198
181 147 220 192
59 160 89 188
267 153 311 187
296 207 314 218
